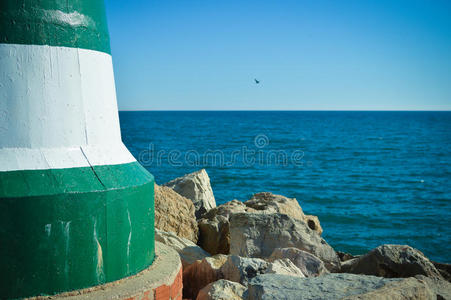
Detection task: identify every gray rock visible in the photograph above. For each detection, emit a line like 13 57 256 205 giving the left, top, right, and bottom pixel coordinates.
268 247 328 277
247 273 400 300
164 169 216 218
229 213 340 271
220 255 269 285
196 279 247 300
341 244 443 279
198 192 325 256
155 229 209 268
342 277 435 300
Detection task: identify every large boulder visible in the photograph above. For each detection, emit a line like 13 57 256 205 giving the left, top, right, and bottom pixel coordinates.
183 255 228 299
155 229 209 268
164 169 216 218
247 273 402 300
341 244 443 279
229 213 340 271
268 247 328 277
198 192 323 255
244 192 322 235
196 279 247 300
198 200 255 255
154 184 198 242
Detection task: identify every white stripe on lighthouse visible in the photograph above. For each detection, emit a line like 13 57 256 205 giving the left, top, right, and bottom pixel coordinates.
0 43 137 172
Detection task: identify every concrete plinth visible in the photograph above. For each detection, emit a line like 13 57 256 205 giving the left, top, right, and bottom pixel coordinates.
27 242 182 300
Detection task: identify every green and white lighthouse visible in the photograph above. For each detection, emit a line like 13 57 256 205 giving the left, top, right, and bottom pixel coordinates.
0 1 155 298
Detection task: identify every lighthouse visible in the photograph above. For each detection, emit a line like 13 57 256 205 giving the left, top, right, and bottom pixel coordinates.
0 1 158 298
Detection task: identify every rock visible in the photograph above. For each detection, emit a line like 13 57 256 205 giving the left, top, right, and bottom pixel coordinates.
247 273 401 300
198 193 324 256
183 255 228 299
337 250 357 262
265 258 305 277
220 255 269 285
198 200 254 255
268 247 328 277
229 213 340 271
244 192 305 221
304 214 323 235
432 261 451 282
196 279 246 300
164 169 216 218
415 275 451 300
155 229 209 268
342 277 435 300
154 184 198 243
341 244 443 279
244 192 322 235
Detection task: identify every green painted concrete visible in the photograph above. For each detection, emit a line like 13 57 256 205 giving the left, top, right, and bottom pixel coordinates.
0 162 155 299
0 0 110 53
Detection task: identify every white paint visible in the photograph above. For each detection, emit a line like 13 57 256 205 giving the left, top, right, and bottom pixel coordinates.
93 219 105 282
45 224 52 237
126 209 132 273
62 221 71 280
0 144 136 171
0 43 137 171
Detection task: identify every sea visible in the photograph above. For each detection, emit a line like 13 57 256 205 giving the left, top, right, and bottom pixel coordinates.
119 111 451 263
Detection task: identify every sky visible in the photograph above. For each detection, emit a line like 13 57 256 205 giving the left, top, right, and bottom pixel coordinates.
106 0 451 111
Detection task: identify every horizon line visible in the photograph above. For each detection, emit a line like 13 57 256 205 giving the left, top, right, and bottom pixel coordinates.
119 109 451 112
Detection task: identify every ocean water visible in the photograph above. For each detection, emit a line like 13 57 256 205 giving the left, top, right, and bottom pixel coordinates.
120 111 451 263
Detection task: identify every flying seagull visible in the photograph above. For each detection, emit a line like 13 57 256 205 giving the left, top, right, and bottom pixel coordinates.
254 79 260 84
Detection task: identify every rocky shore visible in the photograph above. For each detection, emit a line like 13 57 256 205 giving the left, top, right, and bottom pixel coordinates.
154 169 451 300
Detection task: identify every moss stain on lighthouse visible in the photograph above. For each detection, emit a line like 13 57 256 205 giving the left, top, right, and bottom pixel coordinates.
0 1 155 298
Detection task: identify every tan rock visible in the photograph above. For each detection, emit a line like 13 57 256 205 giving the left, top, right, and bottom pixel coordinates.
196 279 246 300
198 200 255 255
265 258 305 277
154 184 198 243
415 275 451 300
244 192 305 220
183 255 228 299
245 192 322 236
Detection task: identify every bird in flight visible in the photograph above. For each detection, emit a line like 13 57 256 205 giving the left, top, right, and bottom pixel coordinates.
254 79 260 84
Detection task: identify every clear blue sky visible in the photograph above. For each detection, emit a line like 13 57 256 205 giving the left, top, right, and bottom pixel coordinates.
106 0 451 110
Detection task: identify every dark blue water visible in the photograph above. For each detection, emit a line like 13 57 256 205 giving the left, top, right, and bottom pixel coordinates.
120 111 451 263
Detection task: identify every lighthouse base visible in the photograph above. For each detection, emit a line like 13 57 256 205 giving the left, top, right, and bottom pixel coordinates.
27 242 182 300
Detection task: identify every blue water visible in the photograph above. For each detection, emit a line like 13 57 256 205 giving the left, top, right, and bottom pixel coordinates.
120 111 451 263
